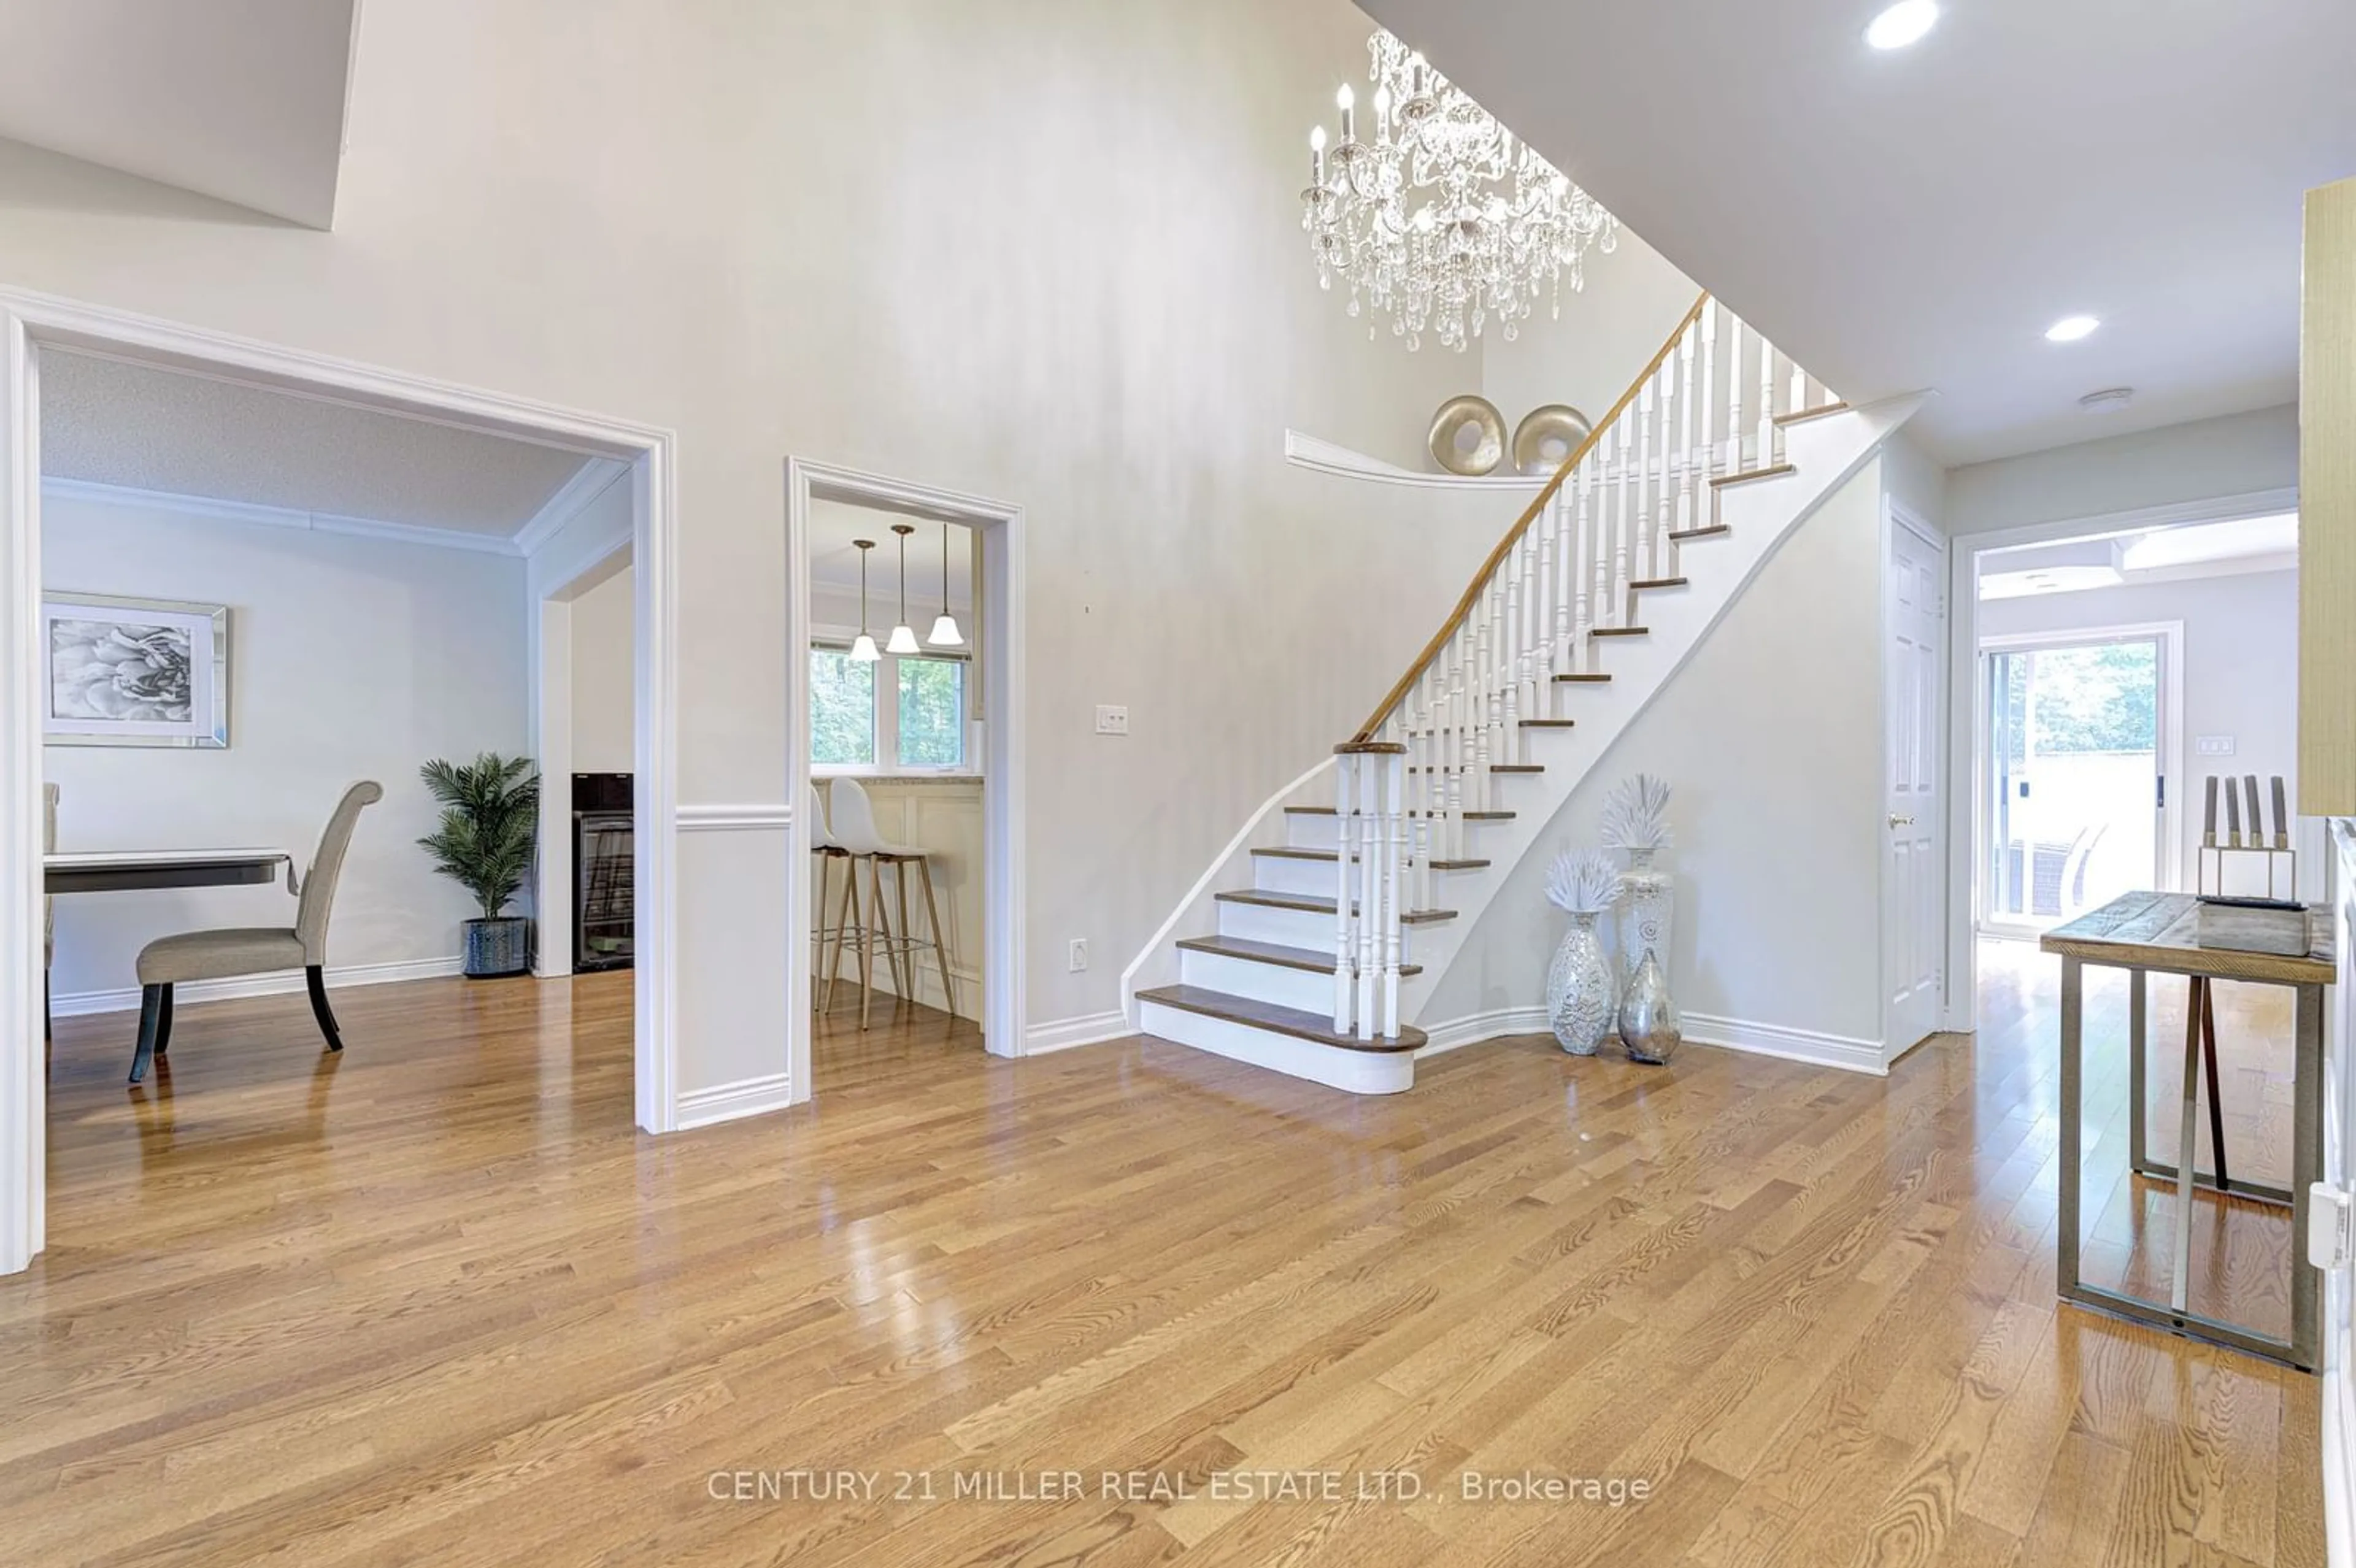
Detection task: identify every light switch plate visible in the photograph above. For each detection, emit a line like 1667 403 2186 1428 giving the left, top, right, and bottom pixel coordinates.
2196 735 2236 757
1095 705 1130 736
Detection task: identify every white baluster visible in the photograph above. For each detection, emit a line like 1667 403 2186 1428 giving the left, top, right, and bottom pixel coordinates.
1612 396 1634 611
1536 494 1558 694
1471 604 1492 816
1355 750 1378 1039
1758 335 1776 473
1677 317 1698 537
1589 449 1611 653
1634 373 1653 605
1652 355 1674 583
1573 458 1594 653
1444 639 1466 862
1699 300 1720 481
1333 753 1355 1031
1725 314 1746 475
1382 749 1404 1036
1501 537 1522 766
1554 483 1576 674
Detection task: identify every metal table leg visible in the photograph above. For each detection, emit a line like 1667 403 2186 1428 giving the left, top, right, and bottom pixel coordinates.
2293 983 2323 1371
2173 977 2203 1313
2057 956 2082 1301
2129 969 2146 1172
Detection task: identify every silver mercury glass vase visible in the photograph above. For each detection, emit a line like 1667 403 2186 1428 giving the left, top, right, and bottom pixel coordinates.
1614 845 1676 989
1618 950 1682 1065
1546 910 1615 1057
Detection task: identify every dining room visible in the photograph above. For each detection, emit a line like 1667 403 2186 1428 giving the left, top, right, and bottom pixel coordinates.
33 347 620 1111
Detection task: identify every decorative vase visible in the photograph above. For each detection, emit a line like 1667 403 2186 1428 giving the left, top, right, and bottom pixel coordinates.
1619 950 1682 1065
1615 846 1676 988
462 916 530 978
1545 911 1615 1056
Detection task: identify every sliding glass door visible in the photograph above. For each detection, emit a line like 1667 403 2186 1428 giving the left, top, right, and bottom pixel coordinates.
1981 631 2169 936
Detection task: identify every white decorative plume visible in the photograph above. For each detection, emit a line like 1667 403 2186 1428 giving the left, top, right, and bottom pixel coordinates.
1599 772 1674 853
1545 849 1623 915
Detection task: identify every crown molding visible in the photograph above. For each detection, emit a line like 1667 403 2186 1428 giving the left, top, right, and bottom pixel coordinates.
513 458 630 557
38 475 525 556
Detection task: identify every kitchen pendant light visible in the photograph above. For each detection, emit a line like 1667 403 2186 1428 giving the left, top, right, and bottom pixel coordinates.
886 523 921 655
927 521 965 647
849 539 881 662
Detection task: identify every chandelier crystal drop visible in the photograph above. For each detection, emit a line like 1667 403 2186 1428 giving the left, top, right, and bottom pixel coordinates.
1301 31 1619 352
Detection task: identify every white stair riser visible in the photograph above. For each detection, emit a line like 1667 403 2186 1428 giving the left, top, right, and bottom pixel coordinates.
1216 898 1418 959
1287 814 1341 853
1138 1000 1414 1095
1253 855 1342 898
1180 948 1341 1014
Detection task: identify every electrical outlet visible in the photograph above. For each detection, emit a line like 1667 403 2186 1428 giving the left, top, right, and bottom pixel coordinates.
1068 938 1088 973
1095 705 1129 736
2196 735 2236 757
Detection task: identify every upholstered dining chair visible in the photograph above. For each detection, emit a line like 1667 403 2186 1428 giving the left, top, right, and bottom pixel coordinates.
126 780 383 1084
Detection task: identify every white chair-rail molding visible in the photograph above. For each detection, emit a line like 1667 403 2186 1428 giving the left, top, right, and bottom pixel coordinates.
1129 293 1927 1092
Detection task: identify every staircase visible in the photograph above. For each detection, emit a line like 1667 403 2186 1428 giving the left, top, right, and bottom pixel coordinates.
1126 293 1922 1093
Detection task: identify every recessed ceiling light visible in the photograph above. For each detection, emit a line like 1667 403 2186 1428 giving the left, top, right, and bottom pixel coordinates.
2045 315 2101 343
1866 1 1940 50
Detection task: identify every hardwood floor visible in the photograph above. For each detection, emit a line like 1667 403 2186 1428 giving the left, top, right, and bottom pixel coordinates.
2 953 2322 1566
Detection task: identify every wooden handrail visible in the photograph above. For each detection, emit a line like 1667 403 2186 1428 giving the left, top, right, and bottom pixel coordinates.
1348 289 1711 742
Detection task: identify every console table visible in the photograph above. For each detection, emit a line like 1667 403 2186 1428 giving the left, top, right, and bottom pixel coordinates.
2042 891 2330 1370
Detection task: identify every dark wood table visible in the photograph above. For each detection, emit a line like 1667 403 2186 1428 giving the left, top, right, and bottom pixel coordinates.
2042 890 2331 1370
44 849 289 896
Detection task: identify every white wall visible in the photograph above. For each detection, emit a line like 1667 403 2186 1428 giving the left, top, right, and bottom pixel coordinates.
569 566 634 775
1422 460 1890 1046
1946 403 2297 536
1978 569 2303 894
0 0 1693 1086
42 491 528 1002
1477 229 1700 454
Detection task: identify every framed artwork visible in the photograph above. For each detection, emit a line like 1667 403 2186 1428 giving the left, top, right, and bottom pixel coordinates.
41 593 230 748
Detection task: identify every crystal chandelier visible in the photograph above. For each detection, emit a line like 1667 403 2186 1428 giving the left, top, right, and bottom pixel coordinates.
1302 31 1619 352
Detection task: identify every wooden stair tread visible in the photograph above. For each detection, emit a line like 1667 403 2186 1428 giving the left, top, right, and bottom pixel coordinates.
1555 673 1613 683
1176 934 1423 978
1668 524 1730 542
1137 985 1425 1054
1519 718 1576 728
1590 626 1649 638
1251 847 1489 871
1284 806 1515 820
1215 889 1455 923
1774 401 1849 426
1709 463 1796 490
1630 577 1689 590
1409 763 1541 775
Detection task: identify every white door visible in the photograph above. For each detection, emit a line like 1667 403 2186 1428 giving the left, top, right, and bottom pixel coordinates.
1884 513 1946 1056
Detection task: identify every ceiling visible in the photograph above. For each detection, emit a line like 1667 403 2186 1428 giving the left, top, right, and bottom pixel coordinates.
809 500 974 616
0 0 358 227
1979 510 2298 599
1358 0 2356 466
40 349 614 539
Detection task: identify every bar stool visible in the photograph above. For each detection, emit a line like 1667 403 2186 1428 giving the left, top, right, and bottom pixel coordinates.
827 777 957 1027
808 783 854 1015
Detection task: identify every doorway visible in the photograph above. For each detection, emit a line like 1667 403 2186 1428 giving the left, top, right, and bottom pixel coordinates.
784 460 1024 1104
1883 507 1947 1059
1 293 679 1275
1979 627 2177 936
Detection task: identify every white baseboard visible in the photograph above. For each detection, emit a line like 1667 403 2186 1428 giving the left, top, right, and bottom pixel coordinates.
1406 1005 1885 1076
2328 1305 2354 1568
50 955 466 1018
675 1070 797 1131
1025 1010 1130 1055
1415 1005 1548 1058
1682 1012 1887 1076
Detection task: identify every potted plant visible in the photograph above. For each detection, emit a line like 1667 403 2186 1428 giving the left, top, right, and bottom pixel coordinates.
418 752 540 978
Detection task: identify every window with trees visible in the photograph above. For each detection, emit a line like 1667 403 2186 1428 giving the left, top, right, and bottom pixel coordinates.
810 645 968 774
